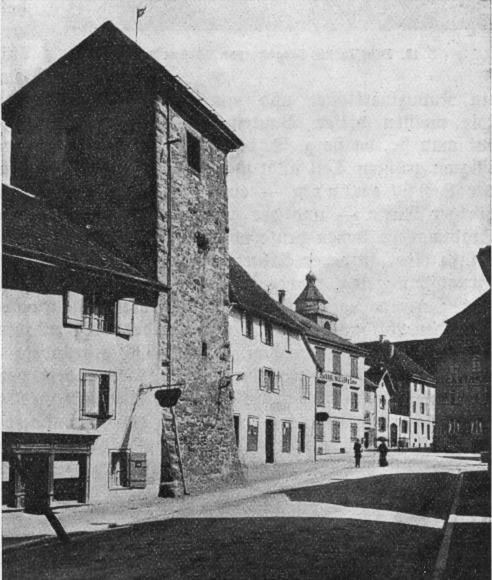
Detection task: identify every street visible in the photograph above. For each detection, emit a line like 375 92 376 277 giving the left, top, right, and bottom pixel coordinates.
3 453 490 579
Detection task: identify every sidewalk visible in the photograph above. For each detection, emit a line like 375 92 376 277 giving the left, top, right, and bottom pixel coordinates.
2 455 349 550
2 452 483 551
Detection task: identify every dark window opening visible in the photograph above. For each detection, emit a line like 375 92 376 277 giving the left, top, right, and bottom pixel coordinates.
83 293 115 333
187 131 201 173
202 342 207 357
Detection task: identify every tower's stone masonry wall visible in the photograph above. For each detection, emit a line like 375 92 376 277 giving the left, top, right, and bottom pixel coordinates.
155 97 243 493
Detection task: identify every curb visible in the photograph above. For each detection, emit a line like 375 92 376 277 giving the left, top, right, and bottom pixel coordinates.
432 472 464 580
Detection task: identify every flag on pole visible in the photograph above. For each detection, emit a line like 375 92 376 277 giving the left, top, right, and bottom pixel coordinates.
137 6 147 20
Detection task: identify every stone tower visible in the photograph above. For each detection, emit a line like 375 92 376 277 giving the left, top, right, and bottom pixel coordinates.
2 21 244 493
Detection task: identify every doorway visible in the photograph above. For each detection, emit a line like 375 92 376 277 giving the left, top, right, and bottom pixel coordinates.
23 454 51 513
265 419 274 463
363 431 369 449
390 423 398 447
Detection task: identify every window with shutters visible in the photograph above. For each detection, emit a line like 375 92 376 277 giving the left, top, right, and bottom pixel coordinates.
247 416 259 451
333 384 342 409
64 291 134 336
261 321 274 346
282 421 292 453
259 368 280 394
83 293 115 332
401 420 408 434
412 401 416 413
241 312 254 339
332 420 341 442
316 421 324 441
297 423 306 453
80 370 116 420
378 417 386 432
301 375 311 399
108 450 147 490
315 347 325 370
316 382 325 407
333 352 342 374
420 402 425 414
351 392 359 411
109 451 129 488
350 423 358 441
350 357 359 378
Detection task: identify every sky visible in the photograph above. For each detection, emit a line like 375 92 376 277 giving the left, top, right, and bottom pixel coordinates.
2 0 490 342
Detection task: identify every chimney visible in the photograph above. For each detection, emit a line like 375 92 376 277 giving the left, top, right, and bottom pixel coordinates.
278 290 286 304
379 334 386 342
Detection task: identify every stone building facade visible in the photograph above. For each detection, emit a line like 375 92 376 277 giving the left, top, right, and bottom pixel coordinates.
2 22 244 495
434 247 490 452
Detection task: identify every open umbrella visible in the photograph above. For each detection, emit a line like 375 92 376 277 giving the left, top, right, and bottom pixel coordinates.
376 436 388 441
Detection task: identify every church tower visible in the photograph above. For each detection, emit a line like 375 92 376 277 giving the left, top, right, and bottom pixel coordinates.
294 271 339 332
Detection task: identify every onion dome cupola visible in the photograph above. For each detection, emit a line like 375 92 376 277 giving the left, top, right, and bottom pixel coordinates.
294 270 339 331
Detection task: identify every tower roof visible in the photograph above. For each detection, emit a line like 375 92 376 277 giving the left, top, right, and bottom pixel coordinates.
294 271 328 305
2 21 243 153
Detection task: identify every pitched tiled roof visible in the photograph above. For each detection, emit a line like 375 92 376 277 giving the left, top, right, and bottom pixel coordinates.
440 290 490 353
3 22 242 153
229 257 301 332
2 184 164 289
358 341 436 384
278 303 367 355
364 376 379 389
392 338 439 375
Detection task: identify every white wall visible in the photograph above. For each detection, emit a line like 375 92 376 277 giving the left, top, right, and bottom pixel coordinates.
315 350 365 454
409 381 436 447
230 309 316 465
3 288 163 502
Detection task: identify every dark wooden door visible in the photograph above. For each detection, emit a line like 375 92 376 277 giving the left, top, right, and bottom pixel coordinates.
23 454 51 513
390 423 398 447
265 419 274 463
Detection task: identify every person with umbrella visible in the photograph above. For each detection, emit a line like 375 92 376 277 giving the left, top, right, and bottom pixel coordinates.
377 437 389 467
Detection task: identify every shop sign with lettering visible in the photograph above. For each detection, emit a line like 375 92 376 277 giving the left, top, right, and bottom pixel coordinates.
321 372 358 386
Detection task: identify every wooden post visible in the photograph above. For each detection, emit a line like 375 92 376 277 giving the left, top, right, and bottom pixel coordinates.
171 406 188 495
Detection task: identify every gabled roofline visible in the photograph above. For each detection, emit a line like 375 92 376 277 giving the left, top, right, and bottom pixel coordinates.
3 244 167 291
3 21 243 153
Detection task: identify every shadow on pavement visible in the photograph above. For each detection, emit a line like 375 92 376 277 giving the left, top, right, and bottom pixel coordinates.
278 472 457 519
3 516 442 580
456 471 491 517
446 524 491 580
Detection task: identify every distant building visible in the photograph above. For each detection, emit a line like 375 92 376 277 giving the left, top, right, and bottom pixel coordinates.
228 258 315 465
2 21 244 495
434 246 490 452
2 184 164 508
279 271 367 456
359 338 436 449
363 370 395 449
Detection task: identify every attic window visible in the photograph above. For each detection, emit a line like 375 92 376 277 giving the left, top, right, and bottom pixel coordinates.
324 321 331 331
187 131 201 173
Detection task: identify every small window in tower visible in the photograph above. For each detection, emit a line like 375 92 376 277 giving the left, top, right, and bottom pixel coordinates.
187 131 201 173
201 342 207 357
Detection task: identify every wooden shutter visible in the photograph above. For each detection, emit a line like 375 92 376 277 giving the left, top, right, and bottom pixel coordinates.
82 373 100 417
259 320 263 342
108 374 117 418
117 298 134 336
65 291 84 327
274 372 281 394
259 368 265 390
129 452 147 489
241 312 245 334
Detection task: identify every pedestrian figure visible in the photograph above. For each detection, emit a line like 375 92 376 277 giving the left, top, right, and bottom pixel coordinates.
378 441 388 467
353 438 362 468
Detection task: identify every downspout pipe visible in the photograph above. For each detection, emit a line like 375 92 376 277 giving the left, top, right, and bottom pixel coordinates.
166 102 173 389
